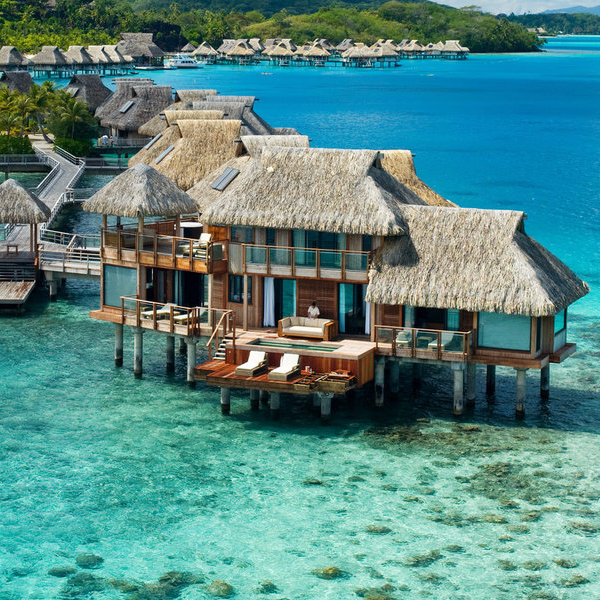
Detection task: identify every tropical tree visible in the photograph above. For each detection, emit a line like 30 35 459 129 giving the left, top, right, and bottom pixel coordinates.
28 81 56 143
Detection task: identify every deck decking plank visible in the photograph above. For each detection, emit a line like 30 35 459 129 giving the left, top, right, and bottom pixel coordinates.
0 281 36 304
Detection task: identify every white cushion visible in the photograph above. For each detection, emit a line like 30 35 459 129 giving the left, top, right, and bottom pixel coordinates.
287 326 322 336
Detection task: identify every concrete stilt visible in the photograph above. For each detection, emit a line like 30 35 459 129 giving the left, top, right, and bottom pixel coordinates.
260 390 270 407
317 392 333 423
185 338 196 388
114 323 123 367
270 392 281 419
133 327 143 378
48 279 58 301
466 362 477 406
166 335 175 373
389 360 400 395
250 389 260 411
412 362 422 387
375 357 385 407
220 387 231 415
452 363 465 415
540 365 550 399
178 337 187 354
516 368 527 416
486 365 496 396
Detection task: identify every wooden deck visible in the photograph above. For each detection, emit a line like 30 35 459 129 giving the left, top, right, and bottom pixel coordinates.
0 281 36 304
195 359 357 395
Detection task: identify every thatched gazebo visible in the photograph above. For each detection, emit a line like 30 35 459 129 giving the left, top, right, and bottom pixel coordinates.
83 163 198 232
0 179 50 253
0 46 30 70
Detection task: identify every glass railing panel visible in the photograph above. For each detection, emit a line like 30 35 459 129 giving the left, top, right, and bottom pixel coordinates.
346 252 368 272
440 332 465 353
415 330 439 350
246 246 267 265
376 327 393 345
121 232 137 249
269 247 291 266
156 235 174 255
395 327 413 350
294 249 316 268
320 250 342 269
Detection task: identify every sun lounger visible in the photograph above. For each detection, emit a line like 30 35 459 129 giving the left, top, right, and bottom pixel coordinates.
235 351 267 377
268 353 301 381
141 303 179 319
428 332 456 350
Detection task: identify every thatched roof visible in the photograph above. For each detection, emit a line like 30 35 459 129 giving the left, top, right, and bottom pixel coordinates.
0 179 50 223
303 45 330 57
217 39 237 54
87 45 111 64
201 147 426 235
31 46 67 66
130 119 242 191
193 42 219 57
104 45 132 63
403 40 424 52
380 150 455 208
138 105 223 136
336 39 355 51
342 45 376 58
0 71 33 94
266 46 295 57
181 42 196 52
164 109 224 126
82 163 197 217
64 46 94 65
241 134 309 157
173 89 217 102
0 46 29 68
117 33 165 59
366 206 589 316
96 81 172 132
226 42 255 57
442 40 469 53
66 74 112 112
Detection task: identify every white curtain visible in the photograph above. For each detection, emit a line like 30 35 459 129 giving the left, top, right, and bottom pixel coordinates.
363 284 371 336
339 284 347 333
263 277 275 327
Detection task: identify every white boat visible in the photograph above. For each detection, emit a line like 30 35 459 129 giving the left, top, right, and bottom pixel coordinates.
166 54 203 68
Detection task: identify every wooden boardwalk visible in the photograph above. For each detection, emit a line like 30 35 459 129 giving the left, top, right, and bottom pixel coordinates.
0 281 35 304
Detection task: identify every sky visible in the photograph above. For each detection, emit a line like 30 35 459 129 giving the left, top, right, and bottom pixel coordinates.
435 0 599 14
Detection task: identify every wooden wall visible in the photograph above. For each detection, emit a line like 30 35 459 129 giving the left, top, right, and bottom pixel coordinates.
297 279 337 321
378 304 402 327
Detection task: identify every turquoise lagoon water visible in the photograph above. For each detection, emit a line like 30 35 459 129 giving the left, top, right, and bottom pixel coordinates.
1 37 600 598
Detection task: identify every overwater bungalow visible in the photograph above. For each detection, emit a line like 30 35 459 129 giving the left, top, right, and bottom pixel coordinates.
103 45 134 69
116 33 164 66
180 42 196 54
95 79 171 142
30 46 70 77
84 132 588 419
264 44 296 66
224 41 257 65
248 38 265 54
64 46 94 73
441 40 469 59
341 44 377 67
402 40 426 58
192 42 219 64
0 71 34 94
335 39 355 53
0 46 30 71
298 45 330 67
65 74 112 112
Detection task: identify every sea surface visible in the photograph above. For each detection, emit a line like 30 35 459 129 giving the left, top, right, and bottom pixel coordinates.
1 37 599 599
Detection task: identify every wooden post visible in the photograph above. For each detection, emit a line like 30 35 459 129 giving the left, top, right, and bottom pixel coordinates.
166 335 175 373
179 336 187 354
250 389 259 411
466 362 476 406
220 387 231 415
516 368 527 416
270 392 281 419
452 363 465 415
48 278 58 301
114 323 123 367
260 390 270 407
185 337 196 387
375 357 385 407
412 362 422 387
133 327 143 377
319 392 333 424
540 365 550 399
486 365 496 396
102 214 107 229
389 359 400 395
243 274 248 331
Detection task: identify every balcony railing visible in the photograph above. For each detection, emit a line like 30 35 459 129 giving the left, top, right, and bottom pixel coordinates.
375 326 472 362
102 227 227 273
120 295 235 347
231 243 371 281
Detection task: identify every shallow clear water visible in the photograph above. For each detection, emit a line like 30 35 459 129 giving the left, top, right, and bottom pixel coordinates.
2 37 598 599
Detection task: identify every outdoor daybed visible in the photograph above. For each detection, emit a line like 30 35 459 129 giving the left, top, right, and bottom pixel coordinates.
268 353 301 381
235 351 267 376
277 316 338 341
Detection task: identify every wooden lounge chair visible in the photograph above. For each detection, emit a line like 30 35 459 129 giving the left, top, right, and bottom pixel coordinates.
268 353 301 381
234 351 267 377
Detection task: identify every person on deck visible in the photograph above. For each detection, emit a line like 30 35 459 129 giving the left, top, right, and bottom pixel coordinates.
307 301 320 320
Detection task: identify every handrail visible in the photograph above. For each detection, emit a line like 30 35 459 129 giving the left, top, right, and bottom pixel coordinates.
0 154 45 165
206 310 229 360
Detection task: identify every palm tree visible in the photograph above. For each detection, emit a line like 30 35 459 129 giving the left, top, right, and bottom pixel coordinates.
27 81 55 143
51 93 96 139
12 93 35 137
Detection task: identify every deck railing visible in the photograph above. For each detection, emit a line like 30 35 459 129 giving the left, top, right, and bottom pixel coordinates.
119 295 235 347
39 247 101 275
234 243 371 281
102 227 227 272
374 325 472 362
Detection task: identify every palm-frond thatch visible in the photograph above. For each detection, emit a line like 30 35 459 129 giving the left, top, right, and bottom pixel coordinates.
173 89 217 102
82 163 197 217
31 46 67 66
87 45 111 65
366 206 589 316
201 147 426 235
192 42 219 57
65 74 111 111
104 45 132 64
64 46 94 65
380 150 455 207
0 179 50 223
241 134 309 157
0 46 30 68
163 109 224 126
116 33 165 59
0 70 33 93
180 42 196 53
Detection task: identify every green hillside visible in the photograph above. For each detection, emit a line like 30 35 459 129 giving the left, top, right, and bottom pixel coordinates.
508 12 600 35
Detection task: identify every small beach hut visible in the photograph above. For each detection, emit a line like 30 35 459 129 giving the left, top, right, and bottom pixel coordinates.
193 42 219 64
65 74 112 111
0 46 30 70
180 42 196 54
0 71 34 94
0 179 50 253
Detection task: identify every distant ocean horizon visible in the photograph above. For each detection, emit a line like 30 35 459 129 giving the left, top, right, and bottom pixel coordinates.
3 36 598 598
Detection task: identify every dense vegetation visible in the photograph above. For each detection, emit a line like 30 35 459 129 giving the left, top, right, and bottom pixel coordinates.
0 82 98 155
508 12 600 35
0 0 541 53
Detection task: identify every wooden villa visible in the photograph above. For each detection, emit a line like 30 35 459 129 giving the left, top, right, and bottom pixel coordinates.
83 125 588 420
0 46 30 71
116 33 165 66
65 74 112 112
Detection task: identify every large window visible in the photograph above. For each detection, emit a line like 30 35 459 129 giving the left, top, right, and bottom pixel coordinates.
554 309 566 334
478 312 531 352
231 226 253 244
103 265 137 307
228 275 252 304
